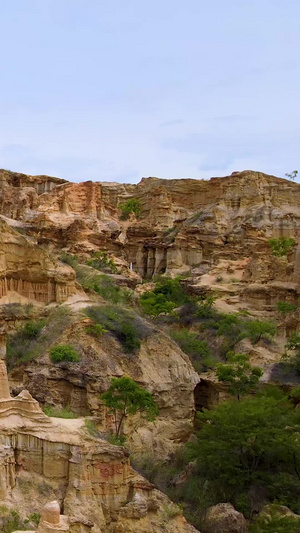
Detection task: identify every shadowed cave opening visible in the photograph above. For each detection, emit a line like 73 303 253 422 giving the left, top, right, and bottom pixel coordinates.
194 380 220 412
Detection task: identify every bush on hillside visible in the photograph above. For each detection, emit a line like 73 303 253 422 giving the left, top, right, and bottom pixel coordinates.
170 329 216 372
277 301 298 315
85 305 151 354
49 344 80 363
86 251 117 273
282 333 300 373
7 307 72 370
140 277 189 318
269 237 295 257
119 198 141 220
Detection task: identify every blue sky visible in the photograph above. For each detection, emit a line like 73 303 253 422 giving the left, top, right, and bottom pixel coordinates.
0 0 299 183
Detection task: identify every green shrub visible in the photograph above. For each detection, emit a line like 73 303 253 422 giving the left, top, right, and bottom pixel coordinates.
84 305 150 354
277 301 298 314
269 237 295 257
140 291 176 318
6 307 73 370
282 333 300 373
140 277 188 317
84 418 99 437
170 329 216 372
22 319 46 338
86 251 117 273
102 376 159 437
178 299 216 324
216 314 246 347
244 319 276 344
250 505 300 533
85 324 108 337
60 256 131 304
170 329 210 358
59 252 78 268
73 264 133 304
43 405 78 418
108 433 127 446
27 513 41 527
6 318 47 369
2 510 30 533
49 344 80 363
119 198 141 220
216 352 263 399
93 275 133 304
186 390 300 519
290 385 300 403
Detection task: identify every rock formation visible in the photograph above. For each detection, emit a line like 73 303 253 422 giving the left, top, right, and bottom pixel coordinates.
9 315 199 457
204 503 248 533
0 219 76 305
1 169 300 316
0 342 197 532
2 167 300 531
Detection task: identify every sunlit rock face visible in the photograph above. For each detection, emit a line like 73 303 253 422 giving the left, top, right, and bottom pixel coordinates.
0 218 76 305
0 355 197 533
2 167 300 532
2 168 300 278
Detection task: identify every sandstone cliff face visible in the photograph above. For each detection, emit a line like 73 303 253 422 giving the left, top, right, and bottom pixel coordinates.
1 167 300 532
0 220 76 304
2 169 300 286
9 314 198 457
0 358 198 533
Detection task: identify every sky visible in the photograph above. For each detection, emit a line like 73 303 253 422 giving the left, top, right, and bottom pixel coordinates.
0 0 299 183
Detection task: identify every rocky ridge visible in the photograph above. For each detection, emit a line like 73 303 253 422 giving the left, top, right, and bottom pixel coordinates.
0 168 300 531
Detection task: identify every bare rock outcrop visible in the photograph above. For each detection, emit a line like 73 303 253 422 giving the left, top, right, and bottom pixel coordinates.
9 316 199 457
0 219 76 304
1 168 300 321
0 358 197 533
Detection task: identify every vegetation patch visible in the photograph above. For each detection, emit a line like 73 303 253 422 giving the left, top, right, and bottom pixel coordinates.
277 301 298 315
0 508 40 533
7 307 73 370
135 386 300 530
85 305 151 354
43 405 78 418
140 277 190 318
216 351 263 399
85 324 108 337
119 198 141 220
86 251 117 273
60 254 133 304
269 237 295 257
84 418 99 438
101 376 159 438
170 329 217 373
49 344 80 363
282 333 300 373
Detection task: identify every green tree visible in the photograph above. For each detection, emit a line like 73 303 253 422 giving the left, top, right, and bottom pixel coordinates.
101 376 159 438
186 390 300 516
245 319 276 344
216 352 263 399
269 237 295 257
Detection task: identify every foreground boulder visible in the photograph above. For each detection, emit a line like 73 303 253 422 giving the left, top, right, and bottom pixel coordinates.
204 503 247 533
